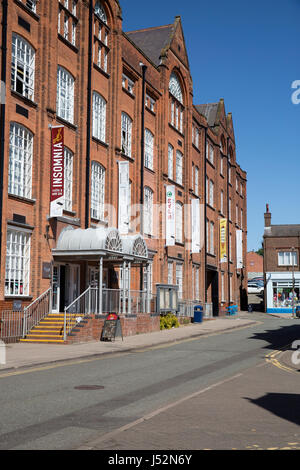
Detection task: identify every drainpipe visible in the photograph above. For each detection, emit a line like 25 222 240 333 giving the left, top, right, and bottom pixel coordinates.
139 63 147 291
85 0 93 229
0 0 8 271
227 137 231 306
203 127 207 303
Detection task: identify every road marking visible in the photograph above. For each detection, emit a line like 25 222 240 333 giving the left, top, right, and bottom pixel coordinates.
265 344 297 374
78 372 243 450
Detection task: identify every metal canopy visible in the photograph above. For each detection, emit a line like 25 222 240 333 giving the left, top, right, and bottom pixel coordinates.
52 226 149 261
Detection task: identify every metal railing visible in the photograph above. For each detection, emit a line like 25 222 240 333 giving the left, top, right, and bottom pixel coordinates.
177 299 202 317
63 287 156 340
23 287 52 338
0 287 52 343
0 310 25 343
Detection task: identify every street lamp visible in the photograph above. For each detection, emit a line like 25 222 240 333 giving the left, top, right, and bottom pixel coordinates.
292 247 295 318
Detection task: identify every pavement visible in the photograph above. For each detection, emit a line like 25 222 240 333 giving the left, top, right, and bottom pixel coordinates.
0 314 260 373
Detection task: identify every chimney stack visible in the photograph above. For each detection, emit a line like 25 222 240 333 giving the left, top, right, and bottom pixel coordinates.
264 204 271 227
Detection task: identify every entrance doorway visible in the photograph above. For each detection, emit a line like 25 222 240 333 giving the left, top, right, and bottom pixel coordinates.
52 264 80 313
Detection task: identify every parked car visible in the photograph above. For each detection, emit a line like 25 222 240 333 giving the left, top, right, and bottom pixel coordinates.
248 282 264 294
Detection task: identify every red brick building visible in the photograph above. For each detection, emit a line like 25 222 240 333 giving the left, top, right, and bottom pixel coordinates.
263 205 300 314
247 251 263 279
0 0 247 341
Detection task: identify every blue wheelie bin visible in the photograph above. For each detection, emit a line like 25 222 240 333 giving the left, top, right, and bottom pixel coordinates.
194 305 203 323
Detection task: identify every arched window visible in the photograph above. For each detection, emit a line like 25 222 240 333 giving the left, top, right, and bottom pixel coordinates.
121 112 132 157
11 33 35 100
8 122 33 199
64 147 74 212
144 187 153 235
94 2 109 73
175 202 183 243
92 92 106 142
169 72 183 104
168 144 174 180
95 1 107 23
91 161 105 221
56 66 74 123
176 150 183 185
169 72 184 133
144 129 154 170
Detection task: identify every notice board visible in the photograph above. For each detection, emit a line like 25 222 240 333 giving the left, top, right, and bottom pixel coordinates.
100 313 123 342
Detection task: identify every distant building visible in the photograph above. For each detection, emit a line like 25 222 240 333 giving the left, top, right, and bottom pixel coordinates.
247 251 263 280
263 205 300 313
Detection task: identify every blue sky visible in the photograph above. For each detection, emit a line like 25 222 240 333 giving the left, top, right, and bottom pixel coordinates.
121 0 300 252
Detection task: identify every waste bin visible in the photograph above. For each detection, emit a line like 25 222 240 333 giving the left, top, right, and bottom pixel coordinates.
194 305 203 323
296 306 300 318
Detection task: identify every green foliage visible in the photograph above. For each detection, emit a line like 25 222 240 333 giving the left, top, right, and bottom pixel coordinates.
160 313 180 330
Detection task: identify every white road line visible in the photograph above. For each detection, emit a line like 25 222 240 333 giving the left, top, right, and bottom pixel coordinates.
78 372 243 450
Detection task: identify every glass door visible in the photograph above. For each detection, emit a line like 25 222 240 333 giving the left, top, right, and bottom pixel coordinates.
52 264 61 313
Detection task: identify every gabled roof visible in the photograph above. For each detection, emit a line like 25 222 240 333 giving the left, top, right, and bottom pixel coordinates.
264 225 300 238
125 24 174 66
194 103 219 127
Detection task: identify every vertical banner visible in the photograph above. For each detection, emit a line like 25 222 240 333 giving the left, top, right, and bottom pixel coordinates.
118 161 129 234
236 229 243 269
50 126 64 217
166 185 175 246
191 198 200 253
220 218 227 262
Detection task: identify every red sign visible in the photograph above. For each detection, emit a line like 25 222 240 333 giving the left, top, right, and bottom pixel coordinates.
50 126 64 217
50 126 64 201
107 313 118 321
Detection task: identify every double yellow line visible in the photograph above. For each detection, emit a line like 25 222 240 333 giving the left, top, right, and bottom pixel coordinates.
265 345 296 374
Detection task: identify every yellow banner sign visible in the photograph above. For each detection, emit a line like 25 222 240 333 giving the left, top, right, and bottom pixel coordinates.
220 218 227 262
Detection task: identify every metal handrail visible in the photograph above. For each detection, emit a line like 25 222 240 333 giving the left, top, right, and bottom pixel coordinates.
23 287 52 338
64 286 96 341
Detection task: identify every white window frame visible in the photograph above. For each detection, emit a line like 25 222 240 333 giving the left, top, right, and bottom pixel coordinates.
209 180 214 207
56 66 74 124
144 186 153 236
176 263 183 299
11 33 35 101
210 221 214 254
90 161 105 221
278 251 298 266
121 112 132 157
26 0 37 12
92 91 106 142
168 261 173 285
5 227 31 297
220 190 224 214
8 123 33 199
194 166 199 196
63 147 73 212
168 144 174 180
175 202 183 243
144 129 154 170
176 150 183 185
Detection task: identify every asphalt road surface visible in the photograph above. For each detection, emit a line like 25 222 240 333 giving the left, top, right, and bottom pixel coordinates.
0 313 299 451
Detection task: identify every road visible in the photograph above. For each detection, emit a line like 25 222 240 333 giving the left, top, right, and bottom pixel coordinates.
0 313 299 450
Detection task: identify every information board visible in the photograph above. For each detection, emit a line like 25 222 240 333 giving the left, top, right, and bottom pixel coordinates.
100 313 123 342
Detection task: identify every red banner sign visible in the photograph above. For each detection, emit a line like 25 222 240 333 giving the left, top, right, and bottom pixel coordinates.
50 126 64 216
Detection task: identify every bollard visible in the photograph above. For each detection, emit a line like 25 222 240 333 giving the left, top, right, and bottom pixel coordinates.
0 340 6 366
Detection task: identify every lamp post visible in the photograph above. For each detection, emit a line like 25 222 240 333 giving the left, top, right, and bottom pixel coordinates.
292 247 295 319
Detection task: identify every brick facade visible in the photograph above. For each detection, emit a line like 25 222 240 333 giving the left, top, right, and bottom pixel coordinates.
0 0 247 324
263 205 300 313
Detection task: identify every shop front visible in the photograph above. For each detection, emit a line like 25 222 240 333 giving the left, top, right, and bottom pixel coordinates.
265 272 300 313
